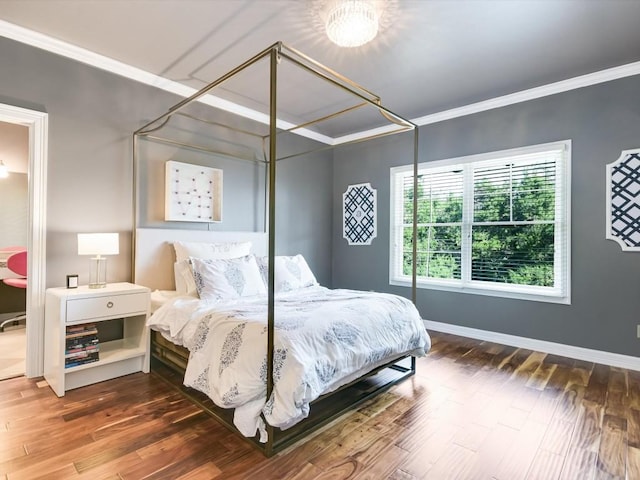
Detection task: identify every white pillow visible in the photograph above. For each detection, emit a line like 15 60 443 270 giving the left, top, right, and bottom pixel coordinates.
174 260 198 297
191 255 267 302
256 254 318 293
171 240 253 295
173 240 252 263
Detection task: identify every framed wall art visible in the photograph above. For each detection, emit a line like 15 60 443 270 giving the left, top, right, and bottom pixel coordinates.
343 182 377 245
165 160 222 222
606 148 640 251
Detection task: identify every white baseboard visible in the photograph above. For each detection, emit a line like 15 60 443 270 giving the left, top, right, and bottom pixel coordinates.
424 319 640 372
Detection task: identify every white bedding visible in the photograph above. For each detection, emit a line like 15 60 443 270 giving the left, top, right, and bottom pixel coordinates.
149 289 182 313
147 285 431 440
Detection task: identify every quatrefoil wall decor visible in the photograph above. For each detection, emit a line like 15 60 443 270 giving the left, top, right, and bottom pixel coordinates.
606 148 640 251
343 183 377 246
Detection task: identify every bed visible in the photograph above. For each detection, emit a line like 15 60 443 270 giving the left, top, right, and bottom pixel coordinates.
132 42 425 456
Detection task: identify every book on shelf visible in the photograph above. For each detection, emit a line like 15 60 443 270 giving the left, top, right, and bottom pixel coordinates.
65 346 99 359
64 323 100 367
65 324 98 339
65 352 99 368
65 338 99 350
65 350 99 361
66 323 96 332
65 354 99 368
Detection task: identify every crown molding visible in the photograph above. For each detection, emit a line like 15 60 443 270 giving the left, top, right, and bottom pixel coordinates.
2 19 640 143
412 61 640 126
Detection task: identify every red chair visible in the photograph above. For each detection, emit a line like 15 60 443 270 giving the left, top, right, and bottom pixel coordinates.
1 250 27 332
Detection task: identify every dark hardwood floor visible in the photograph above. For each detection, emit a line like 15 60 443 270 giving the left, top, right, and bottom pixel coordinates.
0 331 638 479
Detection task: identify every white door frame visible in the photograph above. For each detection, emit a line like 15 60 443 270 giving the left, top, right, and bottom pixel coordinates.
0 103 48 377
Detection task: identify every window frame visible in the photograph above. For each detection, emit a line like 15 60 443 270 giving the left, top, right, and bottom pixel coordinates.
390 140 571 304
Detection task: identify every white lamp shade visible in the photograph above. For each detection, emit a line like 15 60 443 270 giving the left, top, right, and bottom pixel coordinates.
77 233 120 256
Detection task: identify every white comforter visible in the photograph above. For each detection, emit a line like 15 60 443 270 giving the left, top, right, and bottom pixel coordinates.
147 286 430 440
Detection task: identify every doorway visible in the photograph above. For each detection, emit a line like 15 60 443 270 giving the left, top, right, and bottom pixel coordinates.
0 103 48 378
0 121 28 378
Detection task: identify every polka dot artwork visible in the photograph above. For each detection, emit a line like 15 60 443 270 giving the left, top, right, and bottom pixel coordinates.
165 160 222 222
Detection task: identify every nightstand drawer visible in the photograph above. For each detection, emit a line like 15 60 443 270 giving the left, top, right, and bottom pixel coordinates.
66 292 148 323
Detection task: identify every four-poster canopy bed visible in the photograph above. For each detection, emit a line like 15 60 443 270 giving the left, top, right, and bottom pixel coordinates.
132 42 428 457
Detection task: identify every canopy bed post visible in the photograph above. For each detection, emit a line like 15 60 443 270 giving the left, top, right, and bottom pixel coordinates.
132 132 138 283
412 128 419 305
411 127 420 374
265 43 280 456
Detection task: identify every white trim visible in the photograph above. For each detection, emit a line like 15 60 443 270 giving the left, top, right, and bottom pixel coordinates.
412 61 640 127
333 123 404 145
1 20 640 142
392 278 570 304
0 103 48 378
425 319 640 372
392 139 571 171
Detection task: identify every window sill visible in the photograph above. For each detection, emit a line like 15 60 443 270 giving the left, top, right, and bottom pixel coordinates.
390 278 570 305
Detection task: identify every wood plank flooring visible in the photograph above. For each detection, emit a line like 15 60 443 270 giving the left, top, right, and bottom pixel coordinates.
0 331 638 479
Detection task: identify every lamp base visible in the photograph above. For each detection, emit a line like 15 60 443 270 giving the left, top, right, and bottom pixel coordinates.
88 256 108 289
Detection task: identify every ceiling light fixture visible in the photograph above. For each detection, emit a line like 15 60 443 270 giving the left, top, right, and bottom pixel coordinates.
326 0 379 48
0 160 8 178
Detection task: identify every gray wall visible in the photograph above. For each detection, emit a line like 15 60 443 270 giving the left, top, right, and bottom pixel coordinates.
275 152 333 285
0 36 333 289
333 74 640 357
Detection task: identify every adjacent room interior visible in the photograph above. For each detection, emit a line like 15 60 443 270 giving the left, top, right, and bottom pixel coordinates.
0 120 28 380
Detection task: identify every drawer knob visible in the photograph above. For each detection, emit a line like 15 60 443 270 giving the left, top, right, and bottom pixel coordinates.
107 301 114 308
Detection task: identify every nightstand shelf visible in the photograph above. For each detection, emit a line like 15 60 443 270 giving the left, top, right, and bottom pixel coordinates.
44 282 151 397
64 339 145 372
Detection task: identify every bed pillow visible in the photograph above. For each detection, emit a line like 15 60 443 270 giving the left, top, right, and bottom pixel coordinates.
256 254 318 293
173 240 252 263
174 260 198 297
191 255 267 302
172 241 253 295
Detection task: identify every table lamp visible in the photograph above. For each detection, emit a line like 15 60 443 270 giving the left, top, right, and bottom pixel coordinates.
77 233 119 288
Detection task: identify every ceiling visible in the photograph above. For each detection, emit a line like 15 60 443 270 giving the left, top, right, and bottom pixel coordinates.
1 0 640 140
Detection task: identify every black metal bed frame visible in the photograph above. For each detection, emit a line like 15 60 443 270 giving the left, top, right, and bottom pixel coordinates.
150 331 416 456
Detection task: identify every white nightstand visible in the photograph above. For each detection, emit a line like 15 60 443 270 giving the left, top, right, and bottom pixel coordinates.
44 282 150 397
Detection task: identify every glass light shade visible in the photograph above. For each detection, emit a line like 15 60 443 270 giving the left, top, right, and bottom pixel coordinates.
77 233 119 288
326 0 379 48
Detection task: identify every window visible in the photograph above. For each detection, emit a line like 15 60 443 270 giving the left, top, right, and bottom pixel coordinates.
390 141 571 303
